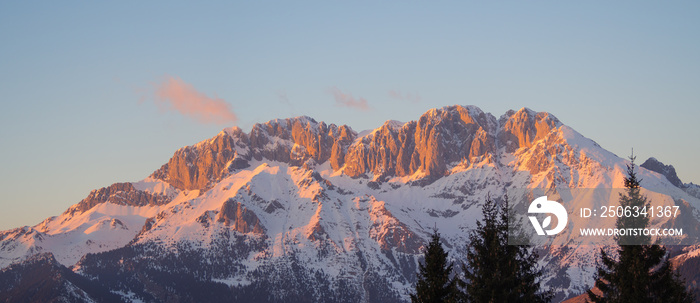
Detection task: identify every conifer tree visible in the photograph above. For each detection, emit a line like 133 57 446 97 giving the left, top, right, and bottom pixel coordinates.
411 229 458 303
460 196 552 303
587 154 693 303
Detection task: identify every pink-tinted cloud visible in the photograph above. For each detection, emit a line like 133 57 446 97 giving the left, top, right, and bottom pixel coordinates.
329 87 370 111
388 90 421 103
151 75 237 125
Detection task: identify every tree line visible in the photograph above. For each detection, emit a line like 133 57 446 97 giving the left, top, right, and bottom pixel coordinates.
411 155 694 303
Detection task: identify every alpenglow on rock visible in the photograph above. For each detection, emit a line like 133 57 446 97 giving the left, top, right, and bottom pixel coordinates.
151 105 564 191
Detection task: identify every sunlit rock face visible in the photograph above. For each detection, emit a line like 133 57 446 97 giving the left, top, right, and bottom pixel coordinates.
154 105 567 189
153 117 357 191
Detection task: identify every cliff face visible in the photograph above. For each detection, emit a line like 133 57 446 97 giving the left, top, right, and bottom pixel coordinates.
150 106 563 191
247 117 356 169
151 127 249 191
344 106 498 178
151 117 356 191
343 106 560 179
497 108 561 153
216 199 266 234
64 182 171 217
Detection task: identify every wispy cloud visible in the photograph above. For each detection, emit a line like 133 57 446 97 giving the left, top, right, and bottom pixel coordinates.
149 75 237 125
329 87 370 111
276 89 290 104
388 90 421 103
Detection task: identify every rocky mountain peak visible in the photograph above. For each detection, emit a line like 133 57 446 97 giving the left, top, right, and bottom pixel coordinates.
248 116 357 167
151 105 568 191
497 107 562 153
220 126 246 138
641 157 684 188
343 105 500 179
152 116 357 191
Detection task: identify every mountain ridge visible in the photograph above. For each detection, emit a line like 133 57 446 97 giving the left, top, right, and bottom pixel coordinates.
149 105 565 194
2 104 699 302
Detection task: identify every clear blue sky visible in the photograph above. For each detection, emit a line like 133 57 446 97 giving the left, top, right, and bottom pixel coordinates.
1 1 698 230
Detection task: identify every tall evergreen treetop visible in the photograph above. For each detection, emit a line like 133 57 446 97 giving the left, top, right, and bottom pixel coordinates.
411 229 458 303
460 195 552 303
616 154 650 246
587 154 693 303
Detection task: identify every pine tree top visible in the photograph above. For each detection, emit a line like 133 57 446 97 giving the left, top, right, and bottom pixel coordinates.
624 154 641 190
461 196 552 303
588 151 694 303
411 229 458 303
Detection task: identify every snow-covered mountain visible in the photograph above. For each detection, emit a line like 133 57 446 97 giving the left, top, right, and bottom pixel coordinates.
1 105 699 302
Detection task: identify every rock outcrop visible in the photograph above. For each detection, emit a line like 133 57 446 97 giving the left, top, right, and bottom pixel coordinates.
65 182 171 216
152 106 564 190
497 108 561 153
152 118 356 191
641 157 684 188
247 117 356 168
344 106 499 178
151 127 250 191
367 197 423 254
216 199 266 234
